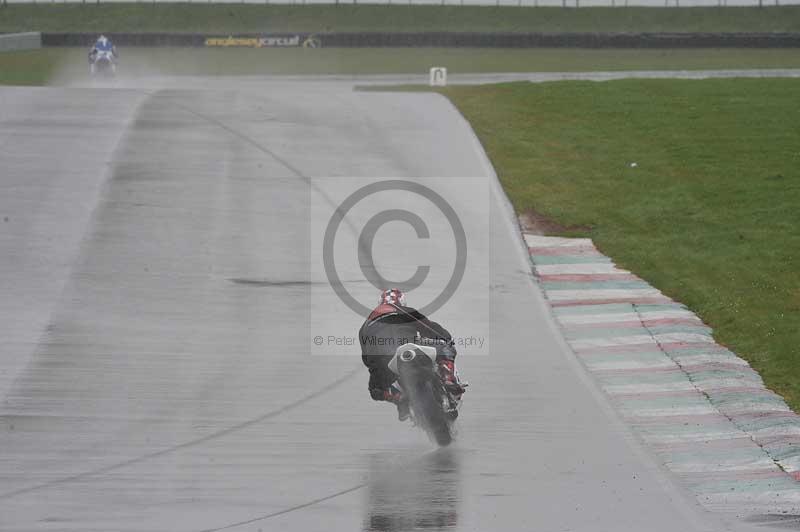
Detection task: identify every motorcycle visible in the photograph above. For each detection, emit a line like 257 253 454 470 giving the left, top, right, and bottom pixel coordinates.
388 342 465 446
90 50 117 78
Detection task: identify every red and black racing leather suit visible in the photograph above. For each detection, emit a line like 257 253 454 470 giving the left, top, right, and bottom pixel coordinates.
359 303 456 401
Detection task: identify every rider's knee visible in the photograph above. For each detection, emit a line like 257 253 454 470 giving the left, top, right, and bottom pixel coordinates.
369 387 386 401
437 344 457 361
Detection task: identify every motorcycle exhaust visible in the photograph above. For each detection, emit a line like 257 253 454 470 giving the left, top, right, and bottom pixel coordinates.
399 349 417 362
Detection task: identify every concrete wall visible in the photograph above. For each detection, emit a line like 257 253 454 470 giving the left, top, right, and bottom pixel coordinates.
4 0 800 6
41 31 800 48
0 32 42 52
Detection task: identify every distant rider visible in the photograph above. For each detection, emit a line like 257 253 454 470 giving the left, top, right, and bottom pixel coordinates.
359 288 463 421
88 35 118 74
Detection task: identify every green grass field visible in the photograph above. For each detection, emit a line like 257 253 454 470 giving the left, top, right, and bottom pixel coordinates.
0 49 61 85
2 47 800 85
432 79 800 410
1 4 799 34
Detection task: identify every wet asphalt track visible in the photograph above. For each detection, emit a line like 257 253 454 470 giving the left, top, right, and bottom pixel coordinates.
0 81 777 531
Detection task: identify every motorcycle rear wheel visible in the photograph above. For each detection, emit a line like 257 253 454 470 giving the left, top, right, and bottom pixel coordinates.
409 378 452 447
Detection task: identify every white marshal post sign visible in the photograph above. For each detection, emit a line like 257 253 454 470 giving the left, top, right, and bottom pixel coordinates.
429 67 447 87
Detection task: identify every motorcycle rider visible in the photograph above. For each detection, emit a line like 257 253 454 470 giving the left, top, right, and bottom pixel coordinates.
88 35 118 75
359 288 463 421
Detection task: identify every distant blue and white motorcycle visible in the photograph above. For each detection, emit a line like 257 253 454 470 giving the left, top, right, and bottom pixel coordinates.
88 35 118 77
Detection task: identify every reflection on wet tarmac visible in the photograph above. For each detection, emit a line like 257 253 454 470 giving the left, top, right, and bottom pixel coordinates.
364 448 460 532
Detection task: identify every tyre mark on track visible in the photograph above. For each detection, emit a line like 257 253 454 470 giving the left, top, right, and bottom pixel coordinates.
199 483 368 532
146 89 363 239
147 88 375 298
160 91 449 532
198 448 448 532
160 90 443 532
0 89 367 501
0 368 360 500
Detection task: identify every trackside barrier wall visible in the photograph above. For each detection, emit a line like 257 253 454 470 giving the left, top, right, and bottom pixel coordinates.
4 0 800 6
40 31 800 48
0 32 42 52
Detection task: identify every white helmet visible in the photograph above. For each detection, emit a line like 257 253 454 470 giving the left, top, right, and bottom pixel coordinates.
379 288 406 307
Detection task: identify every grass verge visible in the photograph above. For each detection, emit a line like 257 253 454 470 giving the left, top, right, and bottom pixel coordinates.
2 47 800 85
433 78 800 410
0 49 61 85
1 5 800 34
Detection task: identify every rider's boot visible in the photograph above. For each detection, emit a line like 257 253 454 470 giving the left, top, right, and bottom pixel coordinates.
383 388 410 422
396 397 410 422
437 359 464 395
